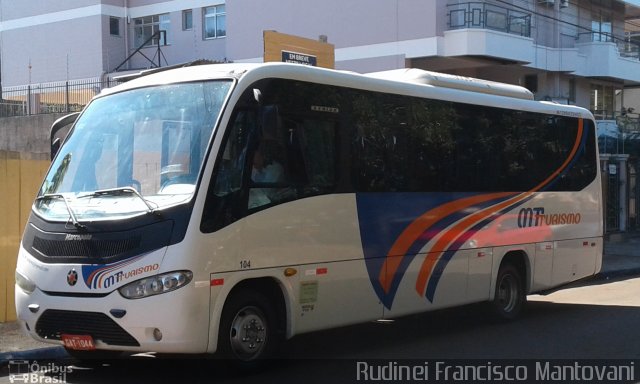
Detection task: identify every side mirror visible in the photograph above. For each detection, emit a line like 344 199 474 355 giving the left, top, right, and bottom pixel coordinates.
50 138 61 161
50 112 80 161
253 88 263 105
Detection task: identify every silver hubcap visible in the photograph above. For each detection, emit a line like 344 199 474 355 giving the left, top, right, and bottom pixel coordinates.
229 306 267 360
497 273 518 313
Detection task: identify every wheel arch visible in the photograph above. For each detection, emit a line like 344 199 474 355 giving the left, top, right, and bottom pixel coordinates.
207 275 292 354
489 248 531 301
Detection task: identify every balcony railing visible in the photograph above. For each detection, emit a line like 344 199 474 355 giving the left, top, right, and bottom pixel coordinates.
576 31 640 61
447 2 531 37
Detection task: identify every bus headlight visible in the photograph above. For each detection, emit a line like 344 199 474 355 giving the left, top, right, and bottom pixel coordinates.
118 271 193 299
16 270 36 294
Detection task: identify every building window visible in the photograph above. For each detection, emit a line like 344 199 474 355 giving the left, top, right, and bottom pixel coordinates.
592 12 612 42
203 5 226 39
110 17 120 36
133 14 170 47
591 84 616 119
182 10 193 31
569 78 576 103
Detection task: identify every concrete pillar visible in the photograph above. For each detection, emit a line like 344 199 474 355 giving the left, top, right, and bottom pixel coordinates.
600 154 610 233
618 154 630 232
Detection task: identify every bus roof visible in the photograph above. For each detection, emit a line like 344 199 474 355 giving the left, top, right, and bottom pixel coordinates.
99 63 593 120
365 68 534 100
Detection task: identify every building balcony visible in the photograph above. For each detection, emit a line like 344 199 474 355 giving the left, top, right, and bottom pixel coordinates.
443 28 535 64
571 32 640 84
447 2 531 38
443 2 534 64
444 2 640 84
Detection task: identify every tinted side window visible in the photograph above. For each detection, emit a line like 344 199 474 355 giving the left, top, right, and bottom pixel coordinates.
348 89 597 193
247 115 339 210
251 79 341 205
201 80 341 232
202 79 598 232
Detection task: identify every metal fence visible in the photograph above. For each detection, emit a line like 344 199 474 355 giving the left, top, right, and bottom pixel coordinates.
0 77 121 118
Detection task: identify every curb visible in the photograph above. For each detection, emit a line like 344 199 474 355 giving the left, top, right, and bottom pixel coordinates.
597 267 640 280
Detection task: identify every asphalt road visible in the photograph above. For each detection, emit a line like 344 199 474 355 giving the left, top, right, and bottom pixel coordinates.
2 275 640 383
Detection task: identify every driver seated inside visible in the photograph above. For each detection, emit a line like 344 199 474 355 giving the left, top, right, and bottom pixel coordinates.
251 143 284 184
249 141 285 208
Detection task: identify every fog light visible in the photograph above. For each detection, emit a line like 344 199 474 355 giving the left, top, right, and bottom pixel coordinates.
153 328 163 341
16 271 36 294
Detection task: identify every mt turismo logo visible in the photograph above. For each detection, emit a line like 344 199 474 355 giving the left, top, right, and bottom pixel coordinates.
82 256 159 289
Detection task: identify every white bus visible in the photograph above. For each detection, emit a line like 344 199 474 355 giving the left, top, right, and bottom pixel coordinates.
15 63 602 365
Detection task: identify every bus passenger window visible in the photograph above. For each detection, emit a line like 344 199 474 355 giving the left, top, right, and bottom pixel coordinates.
247 116 337 210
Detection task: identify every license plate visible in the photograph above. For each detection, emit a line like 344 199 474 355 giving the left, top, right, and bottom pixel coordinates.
61 334 95 350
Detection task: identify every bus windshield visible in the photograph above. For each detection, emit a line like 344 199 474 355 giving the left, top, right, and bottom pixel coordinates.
35 80 232 222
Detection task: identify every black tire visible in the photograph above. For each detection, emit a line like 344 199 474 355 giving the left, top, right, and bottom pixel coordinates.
218 289 280 369
490 263 526 321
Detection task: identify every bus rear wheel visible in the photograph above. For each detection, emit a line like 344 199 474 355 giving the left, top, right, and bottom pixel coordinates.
219 289 279 367
490 264 526 321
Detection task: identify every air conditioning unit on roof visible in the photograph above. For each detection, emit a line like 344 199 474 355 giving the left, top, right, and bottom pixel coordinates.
539 0 555 5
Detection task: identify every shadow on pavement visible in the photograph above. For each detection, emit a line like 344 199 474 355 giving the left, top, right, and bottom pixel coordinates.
2 299 639 384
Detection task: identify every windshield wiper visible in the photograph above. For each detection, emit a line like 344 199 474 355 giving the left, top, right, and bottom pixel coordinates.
35 194 87 230
77 187 159 215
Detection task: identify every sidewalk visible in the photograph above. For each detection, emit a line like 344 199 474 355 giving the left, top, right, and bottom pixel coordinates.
3 234 640 361
601 231 640 277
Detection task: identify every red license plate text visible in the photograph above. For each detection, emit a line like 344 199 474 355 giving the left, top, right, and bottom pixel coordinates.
61 334 95 350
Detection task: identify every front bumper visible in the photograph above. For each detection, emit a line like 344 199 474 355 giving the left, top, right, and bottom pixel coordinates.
15 281 210 354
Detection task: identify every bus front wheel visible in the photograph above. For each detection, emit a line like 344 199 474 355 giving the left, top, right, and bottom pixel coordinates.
490 264 526 321
219 289 279 367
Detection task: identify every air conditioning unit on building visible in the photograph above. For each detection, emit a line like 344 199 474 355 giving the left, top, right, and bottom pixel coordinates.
560 0 569 7
538 0 555 5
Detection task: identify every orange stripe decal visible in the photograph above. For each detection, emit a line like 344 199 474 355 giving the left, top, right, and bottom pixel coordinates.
378 192 516 293
414 118 585 297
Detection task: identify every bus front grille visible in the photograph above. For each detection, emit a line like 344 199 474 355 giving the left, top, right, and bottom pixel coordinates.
32 236 141 259
35 309 140 347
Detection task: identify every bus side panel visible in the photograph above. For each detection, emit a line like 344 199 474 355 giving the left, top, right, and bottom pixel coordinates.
552 238 598 286
292 259 384 334
381 250 469 319
467 247 494 302
532 242 554 292
540 183 602 288
207 194 383 338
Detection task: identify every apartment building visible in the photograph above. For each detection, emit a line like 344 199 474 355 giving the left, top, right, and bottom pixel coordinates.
0 0 227 86
2 0 639 109
2 0 640 230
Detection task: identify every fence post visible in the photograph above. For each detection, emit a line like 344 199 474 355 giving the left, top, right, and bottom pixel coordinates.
65 81 70 113
27 85 31 115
